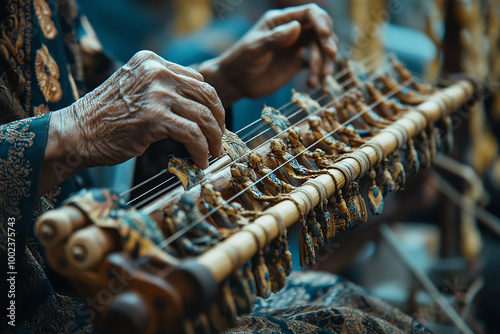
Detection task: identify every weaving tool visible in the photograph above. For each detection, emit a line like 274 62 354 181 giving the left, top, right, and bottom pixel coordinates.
34 54 476 334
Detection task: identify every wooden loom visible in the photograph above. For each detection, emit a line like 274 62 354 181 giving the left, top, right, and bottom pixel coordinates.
34 55 477 334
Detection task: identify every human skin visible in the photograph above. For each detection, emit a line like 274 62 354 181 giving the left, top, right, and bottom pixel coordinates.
39 4 337 196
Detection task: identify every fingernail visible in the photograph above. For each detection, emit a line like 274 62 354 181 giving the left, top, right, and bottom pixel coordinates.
326 36 337 53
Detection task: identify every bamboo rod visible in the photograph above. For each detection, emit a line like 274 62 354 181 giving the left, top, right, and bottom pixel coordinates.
197 80 475 283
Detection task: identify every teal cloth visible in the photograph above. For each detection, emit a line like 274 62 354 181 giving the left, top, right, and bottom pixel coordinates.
0 115 92 333
0 1 432 333
0 0 101 332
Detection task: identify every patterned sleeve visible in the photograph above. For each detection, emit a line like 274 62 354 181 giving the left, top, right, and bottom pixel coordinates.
0 113 51 267
228 271 432 334
58 0 120 94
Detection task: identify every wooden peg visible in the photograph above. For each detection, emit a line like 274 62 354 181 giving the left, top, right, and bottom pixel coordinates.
35 206 88 246
66 225 120 270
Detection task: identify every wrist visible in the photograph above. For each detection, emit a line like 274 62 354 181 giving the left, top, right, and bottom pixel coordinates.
39 105 90 195
197 56 241 108
49 105 92 171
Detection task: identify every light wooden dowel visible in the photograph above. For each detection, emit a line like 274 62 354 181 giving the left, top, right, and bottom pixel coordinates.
198 80 474 283
35 206 88 246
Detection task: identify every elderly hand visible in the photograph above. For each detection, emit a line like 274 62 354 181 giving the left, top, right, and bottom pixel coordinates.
200 4 337 106
41 51 224 195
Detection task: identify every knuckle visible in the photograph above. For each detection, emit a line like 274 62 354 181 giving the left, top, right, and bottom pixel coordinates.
198 82 220 105
201 83 220 106
142 62 168 81
196 105 214 124
149 67 168 81
136 50 159 61
149 87 170 102
306 4 330 21
185 66 203 79
263 9 279 21
131 50 155 64
306 3 321 12
129 50 169 73
191 67 203 78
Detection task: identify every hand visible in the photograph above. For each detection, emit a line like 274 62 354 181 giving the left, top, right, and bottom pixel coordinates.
41 51 224 194
199 4 337 106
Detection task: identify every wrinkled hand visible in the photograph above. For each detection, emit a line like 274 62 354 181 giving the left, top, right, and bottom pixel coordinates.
43 51 224 194
200 4 337 106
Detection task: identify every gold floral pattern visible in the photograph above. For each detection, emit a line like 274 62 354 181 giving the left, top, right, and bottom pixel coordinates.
42 185 61 207
227 271 431 334
0 1 114 333
35 44 62 103
34 0 57 39
0 0 32 112
24 288 93 333
0 118 35 219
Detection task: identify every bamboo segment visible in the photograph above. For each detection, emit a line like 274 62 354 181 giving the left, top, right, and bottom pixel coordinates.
198 80 474 283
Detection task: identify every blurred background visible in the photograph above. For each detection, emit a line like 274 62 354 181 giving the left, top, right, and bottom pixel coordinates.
77 1 500 332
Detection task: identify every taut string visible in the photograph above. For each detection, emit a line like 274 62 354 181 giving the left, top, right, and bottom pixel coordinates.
127 56 393 208
151 79 413 259
120 48 382 203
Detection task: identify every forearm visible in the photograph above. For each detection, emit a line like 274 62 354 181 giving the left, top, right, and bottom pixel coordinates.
39 106 89 196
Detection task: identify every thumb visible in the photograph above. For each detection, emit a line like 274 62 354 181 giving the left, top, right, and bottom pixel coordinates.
261 20 302 50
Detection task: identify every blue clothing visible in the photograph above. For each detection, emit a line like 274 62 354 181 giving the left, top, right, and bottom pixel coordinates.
0 0 108 332
0 1 431 333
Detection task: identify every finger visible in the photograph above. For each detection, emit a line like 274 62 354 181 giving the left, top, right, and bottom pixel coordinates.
317 33 338 59
321 55 334 77
259 20 302 50
265 5 337 57
318 34 337 59
266 5 331 33
170 95 223 158
318 41 334 76
308 43 322 87
174 76 225 131
161 113 211 169
149 63 225 132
